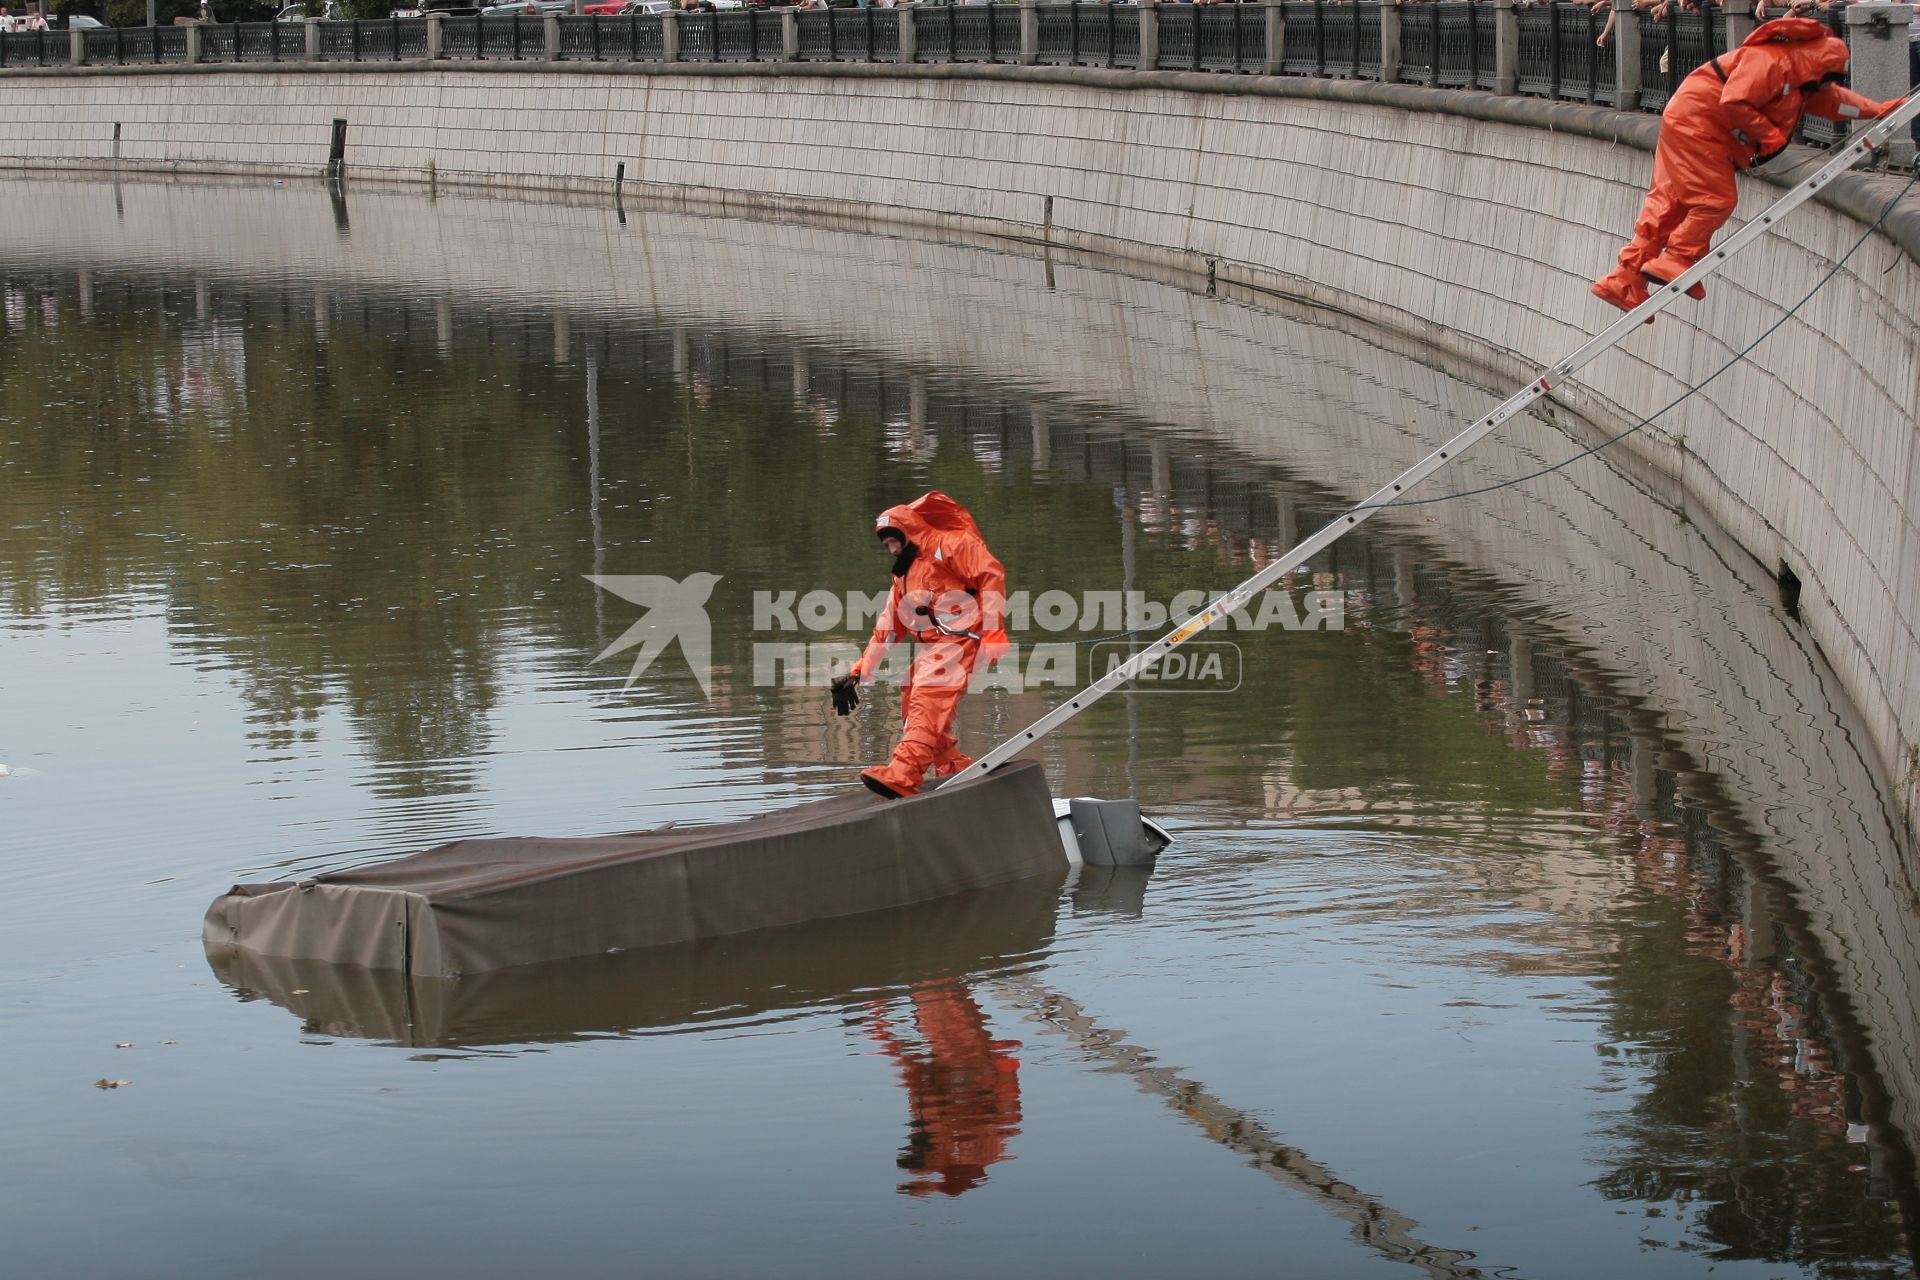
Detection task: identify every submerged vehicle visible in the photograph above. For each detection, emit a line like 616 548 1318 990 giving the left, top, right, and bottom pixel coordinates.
205 761 1168 978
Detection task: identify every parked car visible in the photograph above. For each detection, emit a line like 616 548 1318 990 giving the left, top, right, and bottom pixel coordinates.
275 2 344 19
66 13 104 26
583 0 668 14
478 0 570 14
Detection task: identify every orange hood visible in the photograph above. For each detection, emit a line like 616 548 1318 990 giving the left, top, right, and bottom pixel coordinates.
1744 16 1851 83
873 492 984 547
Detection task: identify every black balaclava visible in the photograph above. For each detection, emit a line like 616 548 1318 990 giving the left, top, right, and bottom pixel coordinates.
878 526 919 578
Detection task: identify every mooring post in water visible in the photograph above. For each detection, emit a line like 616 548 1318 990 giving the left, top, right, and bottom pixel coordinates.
327 117 347 182
950 91 1920 786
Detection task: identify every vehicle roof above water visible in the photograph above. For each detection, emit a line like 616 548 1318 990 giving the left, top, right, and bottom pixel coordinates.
204 760 1066 976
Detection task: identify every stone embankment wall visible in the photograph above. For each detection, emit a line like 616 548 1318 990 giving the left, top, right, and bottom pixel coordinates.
0 61 1915 842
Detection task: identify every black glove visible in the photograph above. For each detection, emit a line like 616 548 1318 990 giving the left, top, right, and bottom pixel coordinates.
1751 143 1788 170
829 673 861 717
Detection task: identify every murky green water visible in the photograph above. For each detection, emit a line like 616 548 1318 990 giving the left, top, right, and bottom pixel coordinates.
2 176 1916 1279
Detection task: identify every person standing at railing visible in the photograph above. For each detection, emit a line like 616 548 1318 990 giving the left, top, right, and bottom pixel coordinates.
1592 14 1902 312
1754 0 1833 18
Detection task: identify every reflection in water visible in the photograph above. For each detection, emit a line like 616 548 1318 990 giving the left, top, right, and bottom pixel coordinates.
869 981 1025 1199
3 177 1918 1277
1002 979 1485 1280
206 876 1065 1048
1070 864 1155 918
1365 581 1919 1266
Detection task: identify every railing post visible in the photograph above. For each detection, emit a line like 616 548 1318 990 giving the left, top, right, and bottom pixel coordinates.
1845 3 1912 164
661 8 679 61
1611 0 1640 110
781 6 798 60
305 17 321 62
426 11 444 59
1493 0 1518 95
185 23 202 63
1137 0 1159 69
1722 0 1755 48
896 4 915 64
1379 0 1400 84
1262 0 1283 76
1019 0 1038 65
544 12 560 59
68 24 83 65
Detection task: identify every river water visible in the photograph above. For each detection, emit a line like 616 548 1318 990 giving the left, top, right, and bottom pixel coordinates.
2 176 1917 1279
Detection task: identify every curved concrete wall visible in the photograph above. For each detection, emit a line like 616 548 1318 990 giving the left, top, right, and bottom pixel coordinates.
0 61 1915 842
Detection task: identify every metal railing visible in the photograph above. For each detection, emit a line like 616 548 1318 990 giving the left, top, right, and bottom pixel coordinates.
795 9 897 63
15 4 1891 155
1800 8 1850 146
1282 2 1368 80
1194 5 1263 75
744 10 789 60
1515 2 1611 103
910 4 1021 66
1399 2 1492 90
1635 5 1720 111
462 15 545 61
555 11 670 61
1033 3 1141 70
1355 2 1382 79
0 29 62 67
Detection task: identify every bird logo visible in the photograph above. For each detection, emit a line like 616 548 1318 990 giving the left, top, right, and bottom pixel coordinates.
586 572 723 699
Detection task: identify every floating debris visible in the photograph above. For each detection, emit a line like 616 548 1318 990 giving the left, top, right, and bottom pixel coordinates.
93 1079 130 1090
114 1042 134 1049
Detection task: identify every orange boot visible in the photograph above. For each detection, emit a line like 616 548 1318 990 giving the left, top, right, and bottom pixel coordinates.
862 734 938 799
1642 253 1707 300
1591 267 1651 313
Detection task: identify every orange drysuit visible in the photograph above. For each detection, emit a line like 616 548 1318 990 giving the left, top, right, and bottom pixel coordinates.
849 492 1008 799
867 983 1024 1198
1593 17 1897 312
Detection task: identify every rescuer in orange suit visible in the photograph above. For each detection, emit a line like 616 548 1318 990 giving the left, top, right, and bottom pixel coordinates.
1592 16 1902 313
829 492 1009 799
866 982 1024 1198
